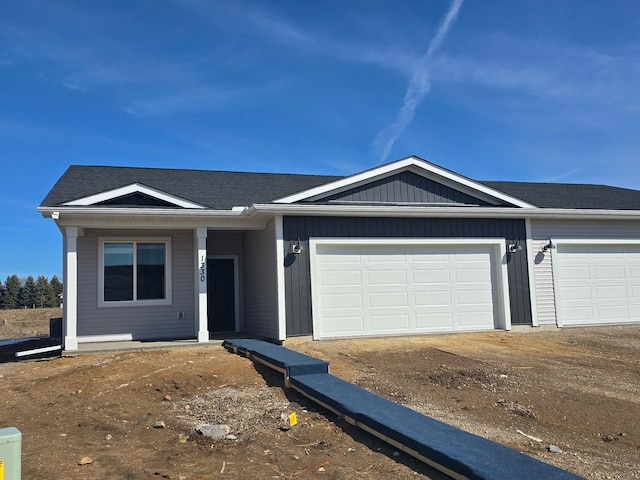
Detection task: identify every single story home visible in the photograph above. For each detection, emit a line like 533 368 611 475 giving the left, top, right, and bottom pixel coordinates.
38 156 640 351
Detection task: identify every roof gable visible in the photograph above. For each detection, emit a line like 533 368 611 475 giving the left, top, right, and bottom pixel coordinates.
40 165 341 210
313 170 496 206
275 156 536 208
62 183 206 209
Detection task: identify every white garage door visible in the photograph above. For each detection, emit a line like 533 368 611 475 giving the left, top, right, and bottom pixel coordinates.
311 241 504 339
555 244 640 326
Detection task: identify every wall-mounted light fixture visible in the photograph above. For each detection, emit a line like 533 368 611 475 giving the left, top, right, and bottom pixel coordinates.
541 238 556 252
290 238 304 255
508 243 523 253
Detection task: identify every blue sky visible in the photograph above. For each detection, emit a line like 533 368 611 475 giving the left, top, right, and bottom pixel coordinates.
2 0 640 280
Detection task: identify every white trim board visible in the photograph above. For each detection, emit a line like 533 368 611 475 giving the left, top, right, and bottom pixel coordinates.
275 216 287 341
309 238 512 340
64 183 206 209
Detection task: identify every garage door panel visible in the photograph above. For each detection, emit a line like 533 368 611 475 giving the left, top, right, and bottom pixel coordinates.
368 269 407 285
313 242 502 338
366 252 406 263
413 269 451 284
556 244 640 326
562 286 593 301
562 306 594 322
560 266 591 280
456 270 491 283
459 310 494 328
596 285 629 299
322 315 365 335
414 291 452 307
369 292 408 308
320 270 362 286
322 292 363 309
319 252 361 263
595 266 625 279
416 312 454 329
370 314 410 331
597 305 631 320
457 289 494 305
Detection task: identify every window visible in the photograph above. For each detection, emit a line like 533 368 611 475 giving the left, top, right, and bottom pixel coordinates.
100 238 171 306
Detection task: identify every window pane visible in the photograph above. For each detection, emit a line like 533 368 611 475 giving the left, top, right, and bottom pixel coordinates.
104 243 133 301
137 243 166 300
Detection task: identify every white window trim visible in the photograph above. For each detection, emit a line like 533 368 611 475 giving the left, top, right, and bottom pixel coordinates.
98 237 172 308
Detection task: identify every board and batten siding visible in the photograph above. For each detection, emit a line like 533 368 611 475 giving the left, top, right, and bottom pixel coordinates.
242 220 279 339
283 216 532 336
531 219 640 326
315 171 495 206
76 229 196 340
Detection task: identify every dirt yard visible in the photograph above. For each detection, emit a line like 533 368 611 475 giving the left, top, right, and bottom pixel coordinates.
1 311 638 479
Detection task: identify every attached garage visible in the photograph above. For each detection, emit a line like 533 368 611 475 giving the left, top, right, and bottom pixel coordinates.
554 242 640 326
309 239 511 339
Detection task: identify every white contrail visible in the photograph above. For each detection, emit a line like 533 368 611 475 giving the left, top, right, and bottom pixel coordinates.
375 0 464 163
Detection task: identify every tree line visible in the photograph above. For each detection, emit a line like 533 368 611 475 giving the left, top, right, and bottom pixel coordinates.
0 275 63 309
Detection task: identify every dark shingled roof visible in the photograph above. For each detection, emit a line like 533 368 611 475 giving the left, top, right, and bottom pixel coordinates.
40 165 640 211
40 165 342 210
482 181 640 210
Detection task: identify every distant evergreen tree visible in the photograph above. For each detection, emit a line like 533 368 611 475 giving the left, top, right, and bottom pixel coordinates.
50 275 63 307
19 275 37 308
0 279 4 308
35 275 50 308
2 275 21 309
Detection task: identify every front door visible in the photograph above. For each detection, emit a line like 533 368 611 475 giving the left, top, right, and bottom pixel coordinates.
207 258 236 332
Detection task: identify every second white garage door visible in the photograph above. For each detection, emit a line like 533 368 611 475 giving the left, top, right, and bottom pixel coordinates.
554 243 640 326
310 240 509 339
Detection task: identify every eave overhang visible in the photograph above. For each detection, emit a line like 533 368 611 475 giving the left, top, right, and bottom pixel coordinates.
38 203 640 234
249 203 640 220
37 206 267 231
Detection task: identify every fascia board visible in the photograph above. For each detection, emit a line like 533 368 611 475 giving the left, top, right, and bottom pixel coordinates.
62 183 206 209
250 203 640 220
273 156 536 208
38 206 239 217
37 206 269 229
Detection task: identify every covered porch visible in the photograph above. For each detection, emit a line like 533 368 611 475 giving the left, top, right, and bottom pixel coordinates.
60 219 285 351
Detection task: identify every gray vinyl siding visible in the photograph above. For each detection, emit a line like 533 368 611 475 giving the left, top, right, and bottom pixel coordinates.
531 219 640 326
242 220 279 339
283 216 532 336
76 229 195 340
315 171 495 206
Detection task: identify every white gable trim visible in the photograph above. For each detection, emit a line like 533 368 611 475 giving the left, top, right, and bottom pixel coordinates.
63 183 206 209
274 156 536 208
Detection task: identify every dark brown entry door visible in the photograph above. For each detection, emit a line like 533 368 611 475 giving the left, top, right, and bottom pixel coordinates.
207 258 236 332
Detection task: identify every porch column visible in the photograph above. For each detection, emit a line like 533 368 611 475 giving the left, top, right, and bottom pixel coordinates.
196 228 209 342
64 226 79 351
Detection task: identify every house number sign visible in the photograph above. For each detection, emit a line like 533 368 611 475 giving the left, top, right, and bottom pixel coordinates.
199 256 206 283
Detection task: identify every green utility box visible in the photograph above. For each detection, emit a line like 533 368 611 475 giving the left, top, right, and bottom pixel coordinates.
0 427 22 480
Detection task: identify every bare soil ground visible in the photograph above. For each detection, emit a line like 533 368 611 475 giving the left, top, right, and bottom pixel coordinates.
0 308 61 339
1 310 638 479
